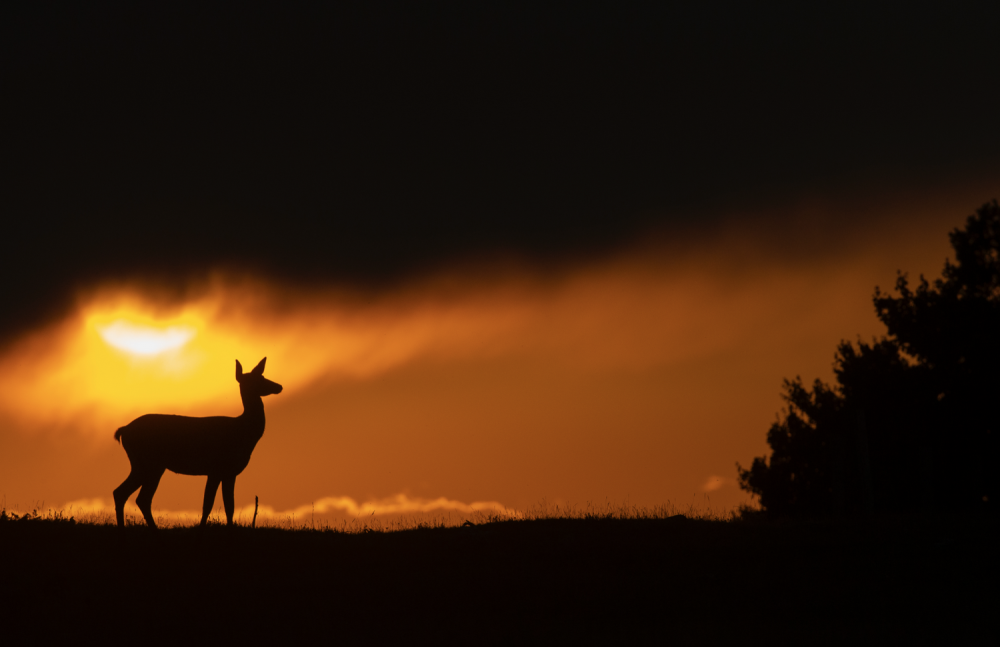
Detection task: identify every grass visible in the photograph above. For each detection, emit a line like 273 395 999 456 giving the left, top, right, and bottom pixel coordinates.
1 496 742 532
0 499 995 644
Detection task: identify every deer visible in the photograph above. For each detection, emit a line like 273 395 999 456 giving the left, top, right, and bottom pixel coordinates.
112 357 283 529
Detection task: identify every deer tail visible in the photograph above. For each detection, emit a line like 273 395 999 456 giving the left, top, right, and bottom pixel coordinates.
114 427 124 444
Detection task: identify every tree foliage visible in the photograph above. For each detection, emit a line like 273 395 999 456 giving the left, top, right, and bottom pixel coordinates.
739 201 1000 515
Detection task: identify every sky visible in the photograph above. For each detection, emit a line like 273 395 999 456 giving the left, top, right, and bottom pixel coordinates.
2 4 999 522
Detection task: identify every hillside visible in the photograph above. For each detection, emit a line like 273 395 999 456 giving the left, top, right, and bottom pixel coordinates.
1 511 994 643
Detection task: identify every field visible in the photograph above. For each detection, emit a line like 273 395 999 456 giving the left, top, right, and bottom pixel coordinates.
1 504 995 644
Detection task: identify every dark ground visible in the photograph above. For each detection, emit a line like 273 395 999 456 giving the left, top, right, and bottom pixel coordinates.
1 512 995 644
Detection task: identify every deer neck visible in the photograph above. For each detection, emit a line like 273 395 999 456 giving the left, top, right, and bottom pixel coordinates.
239 390 266 435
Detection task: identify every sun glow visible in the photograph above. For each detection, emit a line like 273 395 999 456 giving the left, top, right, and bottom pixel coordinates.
97 320 196 355
0 276 536 434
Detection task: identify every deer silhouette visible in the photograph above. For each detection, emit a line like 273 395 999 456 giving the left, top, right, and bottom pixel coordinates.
113 357 282 528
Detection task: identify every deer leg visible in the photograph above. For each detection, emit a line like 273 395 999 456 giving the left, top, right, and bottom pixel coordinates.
135 468 165 529
221 476 236 526
201 476 222 527
113 470 143 528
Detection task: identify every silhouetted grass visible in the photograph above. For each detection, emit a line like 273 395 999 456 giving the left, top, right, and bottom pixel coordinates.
0 500 994 643
6 497 739 532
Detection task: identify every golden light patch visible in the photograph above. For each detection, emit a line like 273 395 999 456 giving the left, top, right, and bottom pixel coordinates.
0 298 243 432
97 320 196 356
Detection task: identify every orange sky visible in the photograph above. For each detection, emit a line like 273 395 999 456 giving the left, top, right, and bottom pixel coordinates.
0 187 990 524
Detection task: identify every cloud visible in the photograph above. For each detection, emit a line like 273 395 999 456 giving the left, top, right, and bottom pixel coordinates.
702 476 732 493
293 494 520 517
0 273 535 434
57 493 520 526
0 245 778 435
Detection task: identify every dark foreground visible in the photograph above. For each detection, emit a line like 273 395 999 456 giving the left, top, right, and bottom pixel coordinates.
1 512 995 644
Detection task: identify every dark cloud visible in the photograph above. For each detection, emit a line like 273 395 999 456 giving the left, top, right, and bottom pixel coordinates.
4 3 1000 343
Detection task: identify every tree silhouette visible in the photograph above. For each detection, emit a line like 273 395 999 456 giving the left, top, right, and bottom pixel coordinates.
739 201 999 515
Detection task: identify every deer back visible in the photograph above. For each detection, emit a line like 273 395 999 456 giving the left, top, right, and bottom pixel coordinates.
119 413 264 477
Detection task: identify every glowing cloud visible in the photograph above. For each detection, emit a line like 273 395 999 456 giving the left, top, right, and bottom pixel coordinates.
0 275 537 434
702 476 732 492
56 493 521 526
292 494 521 517
98 320 196 355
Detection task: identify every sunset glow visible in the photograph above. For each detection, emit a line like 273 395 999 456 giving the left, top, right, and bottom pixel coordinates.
0 200 976 519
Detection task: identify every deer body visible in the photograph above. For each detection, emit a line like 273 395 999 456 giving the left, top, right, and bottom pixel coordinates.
113 358 282 529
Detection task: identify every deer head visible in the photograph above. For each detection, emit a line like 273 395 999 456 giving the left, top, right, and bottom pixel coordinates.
236 357 283 396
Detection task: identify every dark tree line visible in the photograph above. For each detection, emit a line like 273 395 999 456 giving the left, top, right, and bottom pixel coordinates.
738 201 1000 515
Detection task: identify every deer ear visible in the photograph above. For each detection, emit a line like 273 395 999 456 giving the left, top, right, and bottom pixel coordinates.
251 357 266 376
236 360 244 382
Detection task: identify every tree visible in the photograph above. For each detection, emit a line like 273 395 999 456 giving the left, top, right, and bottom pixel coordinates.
874 200 1000 507
739 201 999 515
